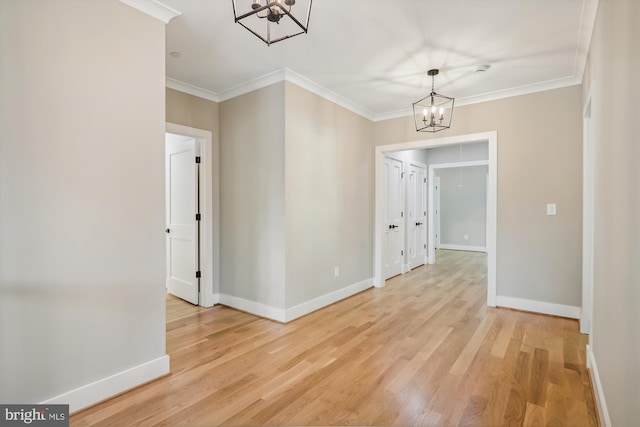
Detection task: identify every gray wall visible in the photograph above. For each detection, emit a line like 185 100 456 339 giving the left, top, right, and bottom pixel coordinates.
427 141 488 164
436 166 488 248
219 83 287 309
0 0 166 403
374 85 583 307
285 82 373 308
582 0 640 425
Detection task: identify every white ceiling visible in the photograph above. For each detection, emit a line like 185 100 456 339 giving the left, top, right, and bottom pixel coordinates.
161 0 597 121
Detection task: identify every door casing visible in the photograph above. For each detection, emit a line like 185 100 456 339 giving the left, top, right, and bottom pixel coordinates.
165 123 219 307
374 131 497 308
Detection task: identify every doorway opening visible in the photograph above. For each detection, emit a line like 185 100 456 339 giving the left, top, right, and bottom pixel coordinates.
165 123 219 307
374 131 497 307
428 161 489 264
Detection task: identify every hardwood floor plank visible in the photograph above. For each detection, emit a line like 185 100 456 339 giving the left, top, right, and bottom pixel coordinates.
70 250 598 427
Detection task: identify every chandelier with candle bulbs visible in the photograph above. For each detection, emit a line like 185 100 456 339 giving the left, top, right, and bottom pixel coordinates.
232 0 313 46
413 69 455 133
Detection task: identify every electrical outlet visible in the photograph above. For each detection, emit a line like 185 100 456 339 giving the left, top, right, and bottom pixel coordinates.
464 234 469 240
547 203 557 216
334 266 339 277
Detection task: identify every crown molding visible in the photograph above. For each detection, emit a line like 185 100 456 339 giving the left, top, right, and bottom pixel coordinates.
370 76 581 122
118 0 181 23
167 72 583 123
216 69 287 102
282 69 376 121
166 78 219 102
454 76 581 107
573 0 599 82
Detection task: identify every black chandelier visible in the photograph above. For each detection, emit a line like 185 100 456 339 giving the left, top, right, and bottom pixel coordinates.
412 69 455 133
232 0 313 46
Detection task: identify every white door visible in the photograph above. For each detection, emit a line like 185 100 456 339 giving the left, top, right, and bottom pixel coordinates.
165 134 199 305
383 156 404 280
408 162 427 269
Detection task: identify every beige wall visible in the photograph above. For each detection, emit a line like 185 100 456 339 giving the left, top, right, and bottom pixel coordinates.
166 88 219 138
219 83 286 308
284 82 373 308
584 0 640 425
374 86 584 307
0 0 166 405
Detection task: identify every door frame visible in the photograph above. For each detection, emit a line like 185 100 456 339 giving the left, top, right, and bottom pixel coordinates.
581 90 595 335
428 160 489 264
374 131 497 308
166 122 219 307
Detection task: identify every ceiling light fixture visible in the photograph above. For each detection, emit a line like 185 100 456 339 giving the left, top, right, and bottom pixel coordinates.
412 69 455 133
232 0 313 46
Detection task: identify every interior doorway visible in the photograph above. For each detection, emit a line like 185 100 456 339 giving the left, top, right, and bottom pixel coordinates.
374 131 497 307
428 161 489 264
165 123 219 307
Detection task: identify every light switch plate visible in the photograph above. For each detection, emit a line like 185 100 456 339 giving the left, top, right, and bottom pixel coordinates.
547 203 557 215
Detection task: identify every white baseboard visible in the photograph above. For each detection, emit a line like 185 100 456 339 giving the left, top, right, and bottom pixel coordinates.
402 263 411 274
218 278 373 324
438 244 486 252
218 293 286 323
285 278 373 322
587 345 612 427
496 295 581 319
41 355 170 413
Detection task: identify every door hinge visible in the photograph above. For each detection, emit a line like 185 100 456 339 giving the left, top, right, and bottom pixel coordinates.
401 250 404 256
196 271 201 278
424 178 427 183
424 244 427 249
401 172 405 178
195 156 201 164
401 211 404 218
195 213 201 221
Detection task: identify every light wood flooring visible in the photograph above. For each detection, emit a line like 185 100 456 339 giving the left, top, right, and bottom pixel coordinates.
71 250 598 426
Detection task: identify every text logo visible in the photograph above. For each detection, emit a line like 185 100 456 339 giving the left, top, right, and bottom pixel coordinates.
0 405 68 426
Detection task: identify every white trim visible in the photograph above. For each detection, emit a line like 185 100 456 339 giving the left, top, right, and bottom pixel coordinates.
167 67 591 123
574 0 600 82
496 296 580 319
41 355 169 413
587 345 612 427
118 0 181 23
402 263 411 274
366 79 583 122
374 131 497 309
166 123 220 307
166 78 219 103
283 69 376 120
581 88 595 335
216 69 287 103
285 278 373 322
219 294 286 323
438 244 486 252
